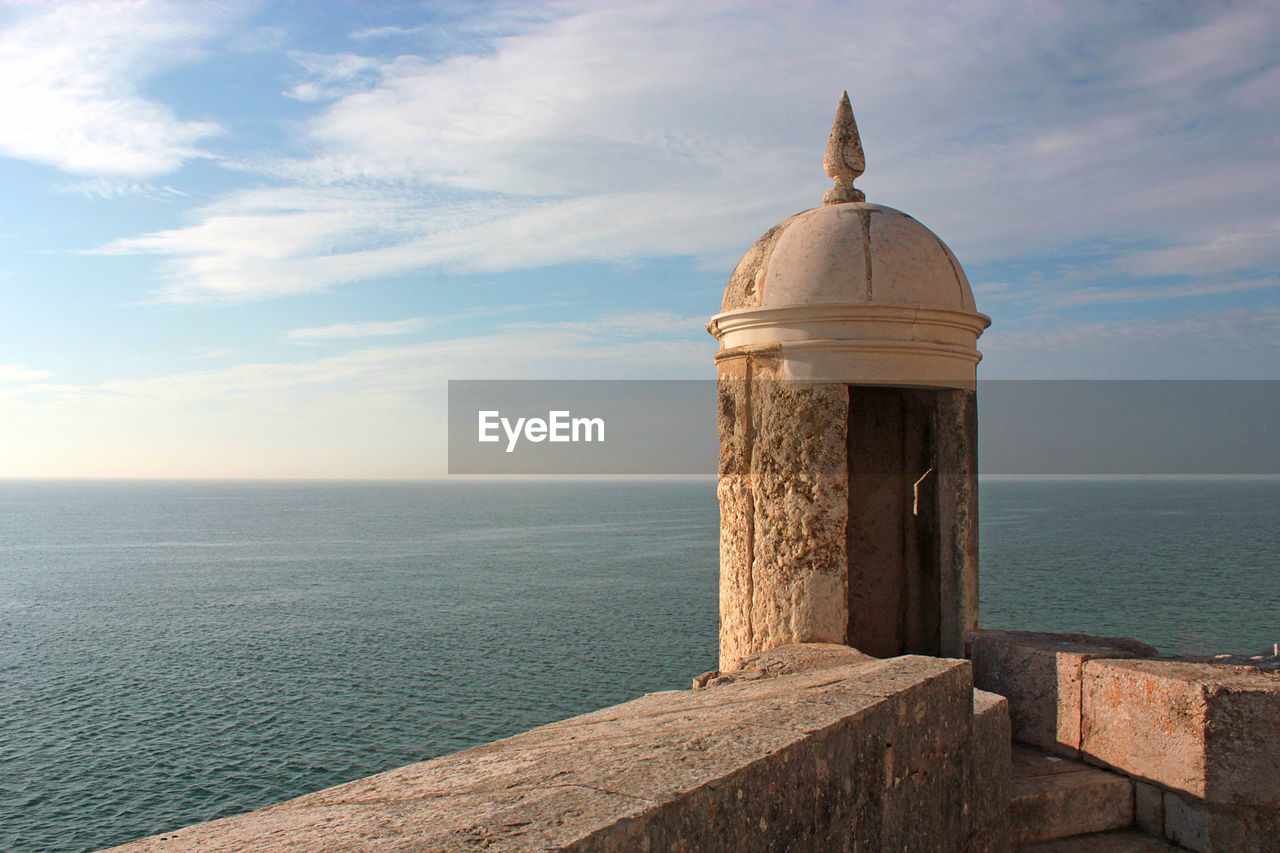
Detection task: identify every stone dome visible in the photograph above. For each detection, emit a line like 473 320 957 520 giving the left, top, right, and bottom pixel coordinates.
707 92 990 388
719 202 978 314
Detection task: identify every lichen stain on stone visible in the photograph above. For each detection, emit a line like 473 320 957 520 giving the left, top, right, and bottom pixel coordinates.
720 215 802 312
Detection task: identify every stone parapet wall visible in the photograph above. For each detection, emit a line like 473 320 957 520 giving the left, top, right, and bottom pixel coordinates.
1082 657 1280 852
103 648 1009 853
969 629 1280 853
967 629 1158 757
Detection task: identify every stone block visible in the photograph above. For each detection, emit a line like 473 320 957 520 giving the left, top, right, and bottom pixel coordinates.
694 642 874 688
966 689 1011 853
968 629 1157 756
1161 789 1280 853
1016 829 1186 852
716 365 851 671
1080 658 1280 806
1162 790 1208 853
1134 781 1163 837
1008 745 1133 846
747 378 848 656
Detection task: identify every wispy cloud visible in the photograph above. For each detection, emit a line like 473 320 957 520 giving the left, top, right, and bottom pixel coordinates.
287 318 428 340
286 305 542 340
1052 278 1280 307
284 51 386 102
56 178 190 200
349 24 434 41
1122 223 1280 278
9 310 710 408
88 0 1280 306
98 184 767 302
981 306 1280 379
0 310 713 475
506 311 707 337
0 0 244 176
0 363 53 383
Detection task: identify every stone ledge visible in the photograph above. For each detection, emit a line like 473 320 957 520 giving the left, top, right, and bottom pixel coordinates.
102 654 1005 853
1081 657 1280 806
693 641 875 687
1008 745 1133 846
968 629 1158 757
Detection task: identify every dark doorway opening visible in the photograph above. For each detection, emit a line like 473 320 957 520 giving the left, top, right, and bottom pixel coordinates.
846 386 941 656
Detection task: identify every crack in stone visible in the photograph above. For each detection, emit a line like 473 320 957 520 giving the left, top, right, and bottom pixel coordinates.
539 783 657 805
860 207 874 301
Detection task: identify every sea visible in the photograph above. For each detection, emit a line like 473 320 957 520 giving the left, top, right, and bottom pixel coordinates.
2 478 1277 853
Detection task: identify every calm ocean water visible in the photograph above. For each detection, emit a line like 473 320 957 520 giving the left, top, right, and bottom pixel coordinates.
2 478 1277 852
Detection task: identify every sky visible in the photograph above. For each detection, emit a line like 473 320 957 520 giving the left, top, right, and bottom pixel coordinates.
1 0 1278 478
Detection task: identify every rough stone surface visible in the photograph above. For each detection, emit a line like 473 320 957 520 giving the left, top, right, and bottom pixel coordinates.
693 642 873 688
103 656 992 853
1080 658 1280 806
967 690 1012 853
748 376 848 657
1009 744 1134 846
1016 829 1187 852
717 357 755 668
1162 791 1208 853
1135 781 1164 837
1160 789 1280 853
717 371 981 669
716 356 849 671
968 630 1158 756
720 216 800 312
934 389 978 658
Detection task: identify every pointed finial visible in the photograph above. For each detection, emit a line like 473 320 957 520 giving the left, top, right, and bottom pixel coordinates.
823 91 865 204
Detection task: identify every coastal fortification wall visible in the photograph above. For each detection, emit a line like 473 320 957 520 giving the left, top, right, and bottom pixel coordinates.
103 646 1011 853
971 629 1280 852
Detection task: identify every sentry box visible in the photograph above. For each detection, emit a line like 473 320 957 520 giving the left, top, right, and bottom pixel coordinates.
707 94 990 668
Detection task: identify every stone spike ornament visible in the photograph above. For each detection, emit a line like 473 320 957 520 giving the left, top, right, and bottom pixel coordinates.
823 91 866 204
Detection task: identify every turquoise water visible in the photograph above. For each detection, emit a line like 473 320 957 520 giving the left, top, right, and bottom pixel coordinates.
2 478 1277 852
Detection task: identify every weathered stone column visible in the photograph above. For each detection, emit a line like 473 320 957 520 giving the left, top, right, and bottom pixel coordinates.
708 93 990 669
717 354 849 669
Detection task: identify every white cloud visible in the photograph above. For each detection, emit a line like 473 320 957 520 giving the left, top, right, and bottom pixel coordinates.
56 178 190 200
350 24 434 41
0 363 53 383
286 305 550 340
0 0 241 176
1053 278 1280 307
9 311 710 409
86 0 1280 308
99 183 777 302
980 307 1280 379
506 311 706 337
284 51 386 102
1122 223 1280 278
288 318 427 339
0 312 713 475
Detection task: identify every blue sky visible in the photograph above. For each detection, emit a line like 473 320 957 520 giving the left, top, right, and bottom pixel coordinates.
1 0 1278 477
